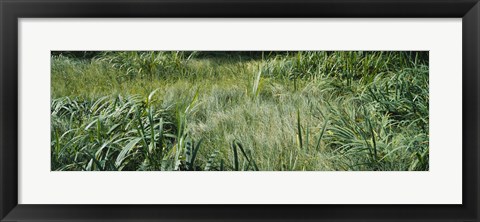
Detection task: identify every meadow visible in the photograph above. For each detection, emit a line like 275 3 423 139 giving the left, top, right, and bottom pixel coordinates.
51 51 429 171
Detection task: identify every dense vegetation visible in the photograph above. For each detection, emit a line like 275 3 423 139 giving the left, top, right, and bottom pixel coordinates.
51 51 429 171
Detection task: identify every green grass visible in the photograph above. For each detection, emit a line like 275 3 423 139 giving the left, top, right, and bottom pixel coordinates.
51 51 429 171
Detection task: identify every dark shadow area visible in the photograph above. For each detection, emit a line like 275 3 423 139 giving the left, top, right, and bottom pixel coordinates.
51 51 429 65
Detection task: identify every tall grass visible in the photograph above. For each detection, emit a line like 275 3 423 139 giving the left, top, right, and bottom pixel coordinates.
51 51 429 171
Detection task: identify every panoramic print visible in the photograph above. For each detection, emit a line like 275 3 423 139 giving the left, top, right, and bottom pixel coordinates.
51 51 429 171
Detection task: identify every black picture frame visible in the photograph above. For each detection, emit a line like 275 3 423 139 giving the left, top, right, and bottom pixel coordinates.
1 0 479 221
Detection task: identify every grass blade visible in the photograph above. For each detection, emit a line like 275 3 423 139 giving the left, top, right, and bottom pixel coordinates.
315 120 328 152
231 142 239 171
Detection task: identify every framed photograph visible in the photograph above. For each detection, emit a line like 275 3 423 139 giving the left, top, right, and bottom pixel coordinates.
1 0 478 221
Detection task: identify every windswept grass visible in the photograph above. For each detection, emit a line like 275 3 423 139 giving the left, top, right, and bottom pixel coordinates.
51 51 429 171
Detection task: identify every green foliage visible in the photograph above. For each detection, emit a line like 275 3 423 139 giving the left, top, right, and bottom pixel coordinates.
51 94 210 171
51 51 429 171
95 51 196 80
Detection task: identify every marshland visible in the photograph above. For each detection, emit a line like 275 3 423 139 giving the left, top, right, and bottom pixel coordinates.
51 51 429 171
